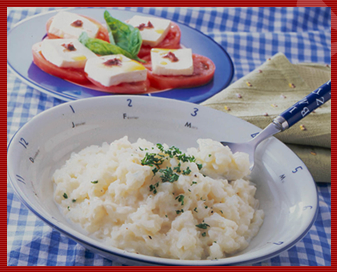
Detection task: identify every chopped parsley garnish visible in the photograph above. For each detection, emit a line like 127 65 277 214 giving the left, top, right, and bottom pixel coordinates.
72 199 76 203
159 167 179 183
148 235 152 239
177 153 195 163
155 144 196 161
196 163 203 170
176 209 184 214
182 167 191 175
152 167 159 175
63 193 68 199
165 215 168 218
173 163 181 173
141 144 205 194
139 147 144 151
156 143 164 152
194 207 198 213
220 210 224 214
205 206 208 209
201 232 206 237
208 154 212 157
166 146 182 158
149 184 158 194
175 195 185 205
188 189 191 192
195 223 210 229
67 206 70 211
191 181 197 185
141 152 165 168
91 180 98 184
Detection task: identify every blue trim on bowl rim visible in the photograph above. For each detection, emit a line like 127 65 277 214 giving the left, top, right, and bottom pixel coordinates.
7 96 319 266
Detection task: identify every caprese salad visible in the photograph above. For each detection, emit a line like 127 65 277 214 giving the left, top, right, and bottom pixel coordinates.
32 10 215 94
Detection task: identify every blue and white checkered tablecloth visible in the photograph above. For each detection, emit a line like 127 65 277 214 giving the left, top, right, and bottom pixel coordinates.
7 7 331 266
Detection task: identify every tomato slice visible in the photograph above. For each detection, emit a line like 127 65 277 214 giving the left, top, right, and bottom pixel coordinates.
46 15 109 42
145 54 215 90
137 22 181 58
86 76 151 94
32 42 90 84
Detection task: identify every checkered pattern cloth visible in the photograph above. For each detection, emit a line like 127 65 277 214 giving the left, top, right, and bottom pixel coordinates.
7 7 331 266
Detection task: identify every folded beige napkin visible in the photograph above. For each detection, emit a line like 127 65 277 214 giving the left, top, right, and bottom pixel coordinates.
202 53 331 182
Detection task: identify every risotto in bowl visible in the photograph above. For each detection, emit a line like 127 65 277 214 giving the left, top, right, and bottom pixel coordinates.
7 96 318 265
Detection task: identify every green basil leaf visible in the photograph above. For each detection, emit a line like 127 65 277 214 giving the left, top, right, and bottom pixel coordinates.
79 32 130 56
103 10 142 58
79 32 145 63
108 31 116 45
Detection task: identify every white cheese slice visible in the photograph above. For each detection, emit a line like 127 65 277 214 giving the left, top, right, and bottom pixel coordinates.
41 39 98 68
127 15 171 47
84 54 147 87
151 48 194 76
48 11 99 39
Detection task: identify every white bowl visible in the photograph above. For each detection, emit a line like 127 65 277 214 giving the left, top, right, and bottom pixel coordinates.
7 96 318 266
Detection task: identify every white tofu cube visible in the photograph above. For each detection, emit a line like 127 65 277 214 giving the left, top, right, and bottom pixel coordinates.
41 39 98 68
151 48 194 76
84 54 147 87
127 15 171 47
48 11 99 39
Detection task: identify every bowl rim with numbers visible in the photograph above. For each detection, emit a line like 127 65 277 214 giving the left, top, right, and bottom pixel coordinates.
7 95 318 266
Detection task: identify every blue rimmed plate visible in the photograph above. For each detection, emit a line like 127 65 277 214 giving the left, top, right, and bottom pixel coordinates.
7 7 234 103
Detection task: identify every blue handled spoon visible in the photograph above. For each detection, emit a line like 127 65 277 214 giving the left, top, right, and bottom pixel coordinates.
221 80 331 170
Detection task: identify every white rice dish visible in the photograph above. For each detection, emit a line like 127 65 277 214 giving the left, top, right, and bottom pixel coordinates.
53 136 264 260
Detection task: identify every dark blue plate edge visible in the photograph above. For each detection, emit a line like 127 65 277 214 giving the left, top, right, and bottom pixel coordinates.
7 7 234 104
